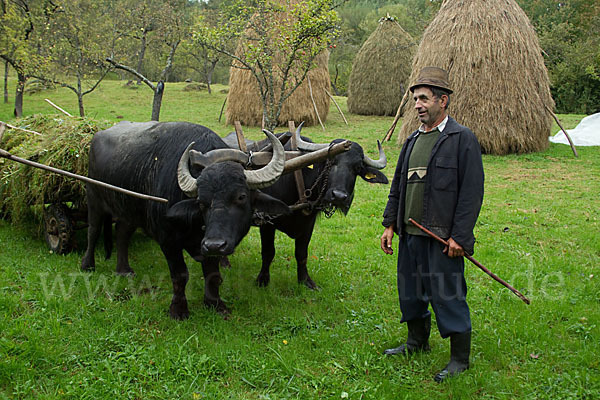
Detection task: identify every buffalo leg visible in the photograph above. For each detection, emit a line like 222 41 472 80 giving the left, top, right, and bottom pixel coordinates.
257 225 276 287
160 245 190 320
81 206 105 272
295 220 318 289
115 221 136 276
201 256 230 316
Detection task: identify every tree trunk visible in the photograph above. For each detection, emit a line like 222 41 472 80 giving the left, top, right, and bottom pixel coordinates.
136 31 148 85
14 72 25 118
3 60 8 104
78 93 85 117
151 81 164 121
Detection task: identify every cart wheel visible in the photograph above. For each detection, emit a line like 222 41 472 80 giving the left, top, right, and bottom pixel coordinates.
44 204 73 254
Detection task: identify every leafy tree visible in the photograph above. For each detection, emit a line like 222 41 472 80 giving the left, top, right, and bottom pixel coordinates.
107 0 192 121
37 0 115 117
193 0 343 131
0 0 48 117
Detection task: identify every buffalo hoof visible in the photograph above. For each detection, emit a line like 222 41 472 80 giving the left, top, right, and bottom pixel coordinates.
300 278 320 291
169 303 190 320
204 298 231 318
256 273 270 287
81 263 95 272
115 267 135 277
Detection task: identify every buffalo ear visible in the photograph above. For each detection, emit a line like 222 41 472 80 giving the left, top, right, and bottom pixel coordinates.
165 199 202 226
360 167 389 184
251 191 291 216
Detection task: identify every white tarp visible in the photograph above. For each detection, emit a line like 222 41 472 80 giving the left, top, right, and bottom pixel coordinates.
549 112 600 146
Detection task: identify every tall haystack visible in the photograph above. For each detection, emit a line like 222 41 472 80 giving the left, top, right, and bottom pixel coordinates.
226 51 330 127
397 0 554 155
348 16 415 116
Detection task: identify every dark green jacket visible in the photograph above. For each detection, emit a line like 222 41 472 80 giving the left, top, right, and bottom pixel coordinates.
382 117 484 255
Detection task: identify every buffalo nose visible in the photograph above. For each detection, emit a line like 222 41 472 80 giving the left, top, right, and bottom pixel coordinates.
202 239 228 255
332 189 348 202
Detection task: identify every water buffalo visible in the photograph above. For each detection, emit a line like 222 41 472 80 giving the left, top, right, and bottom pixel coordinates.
80 121 290 318
224 127 389 289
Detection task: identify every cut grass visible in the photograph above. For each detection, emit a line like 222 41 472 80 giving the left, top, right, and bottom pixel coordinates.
0 77 598 399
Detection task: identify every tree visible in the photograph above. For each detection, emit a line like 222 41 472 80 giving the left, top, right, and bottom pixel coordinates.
0 0 48 117
193 0 343 131
107 0 191 121
38 0 115 117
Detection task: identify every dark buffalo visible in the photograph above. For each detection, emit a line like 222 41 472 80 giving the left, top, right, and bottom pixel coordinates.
225 127 389 289
81 121 290 318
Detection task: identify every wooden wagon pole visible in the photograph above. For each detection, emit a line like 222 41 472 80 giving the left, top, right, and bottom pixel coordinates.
45 98 73 117
324 89 348 125
282 140 351 174
545 105 578 158
0 147 169 204
383 88 410 142
307 76 325 131
0 120 42 136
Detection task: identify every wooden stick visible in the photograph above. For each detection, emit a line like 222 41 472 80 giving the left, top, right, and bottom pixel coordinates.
0 120 42 136
545 105 578 158
218 95 227 122
383 89 410 142
0 122 5 145
45 98 73 117
289 120 307 206
234 121 248 153
0 148 169 204
408 218 531 305
307 76 325 131
324 89 348 125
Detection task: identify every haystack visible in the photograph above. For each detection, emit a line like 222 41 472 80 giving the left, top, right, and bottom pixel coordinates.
347 16 415 116
397 0 554 155
225 5 330 128
0 115 110 222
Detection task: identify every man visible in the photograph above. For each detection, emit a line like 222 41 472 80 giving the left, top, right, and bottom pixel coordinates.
380 67 484 382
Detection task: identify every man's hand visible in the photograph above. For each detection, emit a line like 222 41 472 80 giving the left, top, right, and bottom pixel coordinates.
444 237 464 258
381 225 395 255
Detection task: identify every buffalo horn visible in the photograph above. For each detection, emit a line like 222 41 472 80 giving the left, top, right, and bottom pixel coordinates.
177 142 199 197
244 129 285 189
188 148 248 168
363 140 387 169
293 121 329 152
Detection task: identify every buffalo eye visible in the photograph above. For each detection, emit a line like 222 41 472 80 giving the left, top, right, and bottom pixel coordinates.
237 193 248 203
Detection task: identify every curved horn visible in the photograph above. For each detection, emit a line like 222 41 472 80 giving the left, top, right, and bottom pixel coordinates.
363 140 387 170
177 142 198 197
188 148 249 168
294 121 329 151
244 129 285 189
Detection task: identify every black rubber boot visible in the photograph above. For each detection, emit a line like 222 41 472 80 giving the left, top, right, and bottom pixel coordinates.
384 315 431 356
434 330 471 382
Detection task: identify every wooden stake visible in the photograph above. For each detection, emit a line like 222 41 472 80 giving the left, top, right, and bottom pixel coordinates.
234 121 248 153
307 76 325 131
383 89 410 142
545 105 578 158
324 89 348 125
45 98 73 117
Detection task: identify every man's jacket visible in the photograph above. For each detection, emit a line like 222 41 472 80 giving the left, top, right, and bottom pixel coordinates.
382 116 484 255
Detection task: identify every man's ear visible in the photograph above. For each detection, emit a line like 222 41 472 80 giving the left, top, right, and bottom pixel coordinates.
165 199 202 226
250 191 291 216
360 167 389 184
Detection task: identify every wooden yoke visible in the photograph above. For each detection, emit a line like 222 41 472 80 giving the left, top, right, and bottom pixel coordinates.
288 121 308 210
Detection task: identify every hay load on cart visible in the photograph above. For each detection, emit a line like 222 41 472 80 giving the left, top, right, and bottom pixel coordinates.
0 115 111 253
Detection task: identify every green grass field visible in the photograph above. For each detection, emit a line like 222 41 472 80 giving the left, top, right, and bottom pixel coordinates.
1 78 599 399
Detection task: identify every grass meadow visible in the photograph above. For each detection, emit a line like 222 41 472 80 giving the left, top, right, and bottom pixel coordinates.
0 78 599 399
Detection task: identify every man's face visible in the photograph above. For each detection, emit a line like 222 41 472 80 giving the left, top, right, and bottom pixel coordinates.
413 86 447 130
